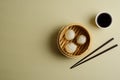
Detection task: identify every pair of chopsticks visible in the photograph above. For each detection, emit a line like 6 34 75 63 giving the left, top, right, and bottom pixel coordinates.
70 38 118 69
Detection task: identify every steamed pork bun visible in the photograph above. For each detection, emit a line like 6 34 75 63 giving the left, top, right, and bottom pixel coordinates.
65 29 75 40
65 42 77 53
77 35 87 45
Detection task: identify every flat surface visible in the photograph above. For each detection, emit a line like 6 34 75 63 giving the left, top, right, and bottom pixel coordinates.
0 0 120 80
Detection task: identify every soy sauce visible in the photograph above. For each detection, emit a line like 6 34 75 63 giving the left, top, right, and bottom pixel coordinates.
97 13 112 28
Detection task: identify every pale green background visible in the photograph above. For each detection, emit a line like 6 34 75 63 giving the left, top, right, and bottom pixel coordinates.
0 0 120 80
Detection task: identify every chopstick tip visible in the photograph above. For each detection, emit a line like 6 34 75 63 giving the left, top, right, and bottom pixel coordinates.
70 66 74 69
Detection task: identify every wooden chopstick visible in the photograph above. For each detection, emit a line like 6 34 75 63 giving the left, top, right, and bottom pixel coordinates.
70 44 118 69
70 38 114 69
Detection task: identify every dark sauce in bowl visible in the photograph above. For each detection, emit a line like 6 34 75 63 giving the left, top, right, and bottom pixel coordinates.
97 13 112 28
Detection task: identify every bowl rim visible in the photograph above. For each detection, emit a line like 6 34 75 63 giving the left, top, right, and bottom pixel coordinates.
95 11 112 29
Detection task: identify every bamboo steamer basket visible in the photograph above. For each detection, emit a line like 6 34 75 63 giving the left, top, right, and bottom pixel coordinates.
57 24 91 58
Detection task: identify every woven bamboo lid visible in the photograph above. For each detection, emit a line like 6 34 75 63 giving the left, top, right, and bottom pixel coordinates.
57 24 91 58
